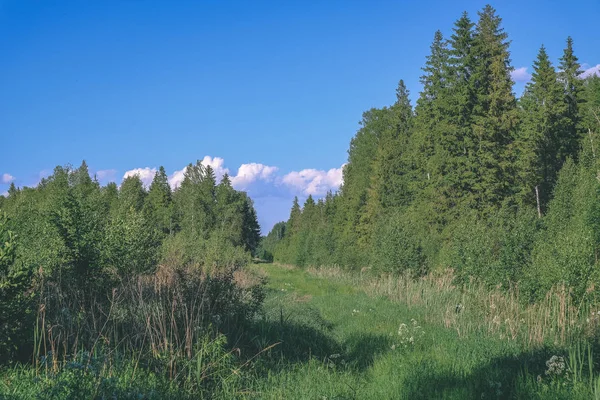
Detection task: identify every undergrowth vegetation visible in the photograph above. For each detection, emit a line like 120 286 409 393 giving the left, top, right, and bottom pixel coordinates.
0 160 265 398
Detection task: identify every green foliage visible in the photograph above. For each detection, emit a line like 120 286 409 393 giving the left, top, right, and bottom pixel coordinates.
515 46 570 211
102 207 160 276
529 145 600 299
0 158 263 373
145 166 174 236
267 6 598 309
371 210 424 274
559 36 586 159
0 211 35 363
441 207 541 286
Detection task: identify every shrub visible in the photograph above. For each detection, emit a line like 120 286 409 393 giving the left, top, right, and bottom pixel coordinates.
371 210 425 275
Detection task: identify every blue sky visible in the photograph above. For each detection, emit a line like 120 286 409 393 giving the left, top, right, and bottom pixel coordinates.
1 0 599 233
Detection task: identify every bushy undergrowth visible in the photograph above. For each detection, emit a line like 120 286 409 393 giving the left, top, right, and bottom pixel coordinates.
308 265 600 348
0 160 266 398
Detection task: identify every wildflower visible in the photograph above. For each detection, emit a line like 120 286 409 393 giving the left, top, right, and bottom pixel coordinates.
545 355 568 377
396 320 423 348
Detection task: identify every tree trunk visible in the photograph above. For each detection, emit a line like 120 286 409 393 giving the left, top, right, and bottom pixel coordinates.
535 185 542 219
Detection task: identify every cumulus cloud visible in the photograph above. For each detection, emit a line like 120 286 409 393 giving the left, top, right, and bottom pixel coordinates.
121 156 344 203
1 191 8 197
581 64 600 79
168 156 230 189
1 173 14 184
511 67 532 83
95 169 117 182
282 166 344 196
231 163 278 189
123 167 157 188
168 169 186 189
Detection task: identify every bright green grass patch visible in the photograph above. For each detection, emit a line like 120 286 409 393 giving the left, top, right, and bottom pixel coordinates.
246 264 600 399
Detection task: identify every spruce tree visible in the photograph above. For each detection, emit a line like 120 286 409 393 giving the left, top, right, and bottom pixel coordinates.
515 46 567 213
372 80 414 209
119 175 146 213
414 30 450 186
558 36 585 160
470 4 518 210
145 166 173 235
444 12 477 209
288 196 302 236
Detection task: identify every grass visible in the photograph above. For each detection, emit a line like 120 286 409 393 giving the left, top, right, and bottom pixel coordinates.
242 264 600 399
3 263 600 398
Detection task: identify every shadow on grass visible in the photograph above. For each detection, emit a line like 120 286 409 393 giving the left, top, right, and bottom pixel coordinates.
342 332 392 370
401 347 562 399
230 306 392 375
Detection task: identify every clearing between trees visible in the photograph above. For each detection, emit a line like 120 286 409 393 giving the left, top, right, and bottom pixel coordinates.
239 263 600 399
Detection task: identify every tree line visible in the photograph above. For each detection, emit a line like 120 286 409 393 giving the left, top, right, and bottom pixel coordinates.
0 160 261 362
263 5 600 300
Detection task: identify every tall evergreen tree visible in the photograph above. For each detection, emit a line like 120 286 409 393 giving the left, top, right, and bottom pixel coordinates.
119 175 146 213
515 46 568 213
558 36 585 160
470 5 518 210
363 80 413 225
145 166 173 235
414 30 450 189
287 196 302 236
443 12 477 208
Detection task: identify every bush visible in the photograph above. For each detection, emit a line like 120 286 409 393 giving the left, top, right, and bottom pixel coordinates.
529 156 600 300
371 210 425 275
0 211 35 363
439 207 541 287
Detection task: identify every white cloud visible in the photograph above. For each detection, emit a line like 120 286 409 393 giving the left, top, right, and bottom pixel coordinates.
168 169 186 189
1 173 14 184
123 167 157 188
231 163 278 189
581 64 600 79
121 157 344 201
201 156 229 181
95 169 117 182
511 67 532 83
1 191 8 197
282 165 344 196
168 156 230 189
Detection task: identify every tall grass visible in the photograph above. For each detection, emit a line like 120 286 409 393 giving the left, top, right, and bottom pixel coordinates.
308 266 600 348
21 262 265 398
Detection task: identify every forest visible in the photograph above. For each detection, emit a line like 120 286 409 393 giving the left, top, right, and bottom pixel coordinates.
3 4 600 399
263 5 600 302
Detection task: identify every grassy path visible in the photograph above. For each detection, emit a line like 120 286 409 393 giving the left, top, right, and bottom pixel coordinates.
244 264 579 399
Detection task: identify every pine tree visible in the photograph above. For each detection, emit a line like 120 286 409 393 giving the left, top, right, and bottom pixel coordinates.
103 182 119 214
7 182 18 198
240 194 261 253
558 36 585 160
119 175 146 213
414 30 450 189
470 4 518 210
444 12 477 208
515 46 568 213
145 166 173 235
364 80 414 216
288 196 302 236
